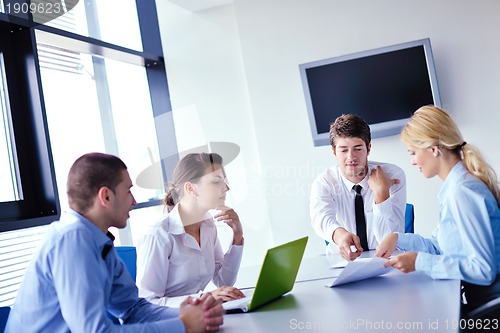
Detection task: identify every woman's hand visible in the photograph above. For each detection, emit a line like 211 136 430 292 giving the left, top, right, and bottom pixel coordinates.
214 206 243 245
210 286 245 302
383 252 417 273
375 233 398 258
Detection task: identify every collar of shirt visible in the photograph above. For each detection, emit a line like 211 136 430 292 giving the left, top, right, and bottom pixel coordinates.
438 161 466 201
339 165 371 194
63 209 115 259
167 204 213 236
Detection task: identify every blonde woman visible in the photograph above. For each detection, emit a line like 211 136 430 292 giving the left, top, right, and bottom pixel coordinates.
137 153 244 307
376 105 500 319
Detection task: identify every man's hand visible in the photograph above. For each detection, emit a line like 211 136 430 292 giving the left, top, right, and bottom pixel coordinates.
199 292 225 332
179 296 205 333
333 228 363 261
375 233 398 258
383 252 417 273
179 293 224 333
367 166 400 204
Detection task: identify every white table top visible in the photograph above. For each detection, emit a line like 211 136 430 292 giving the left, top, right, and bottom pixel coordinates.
224 253 460 332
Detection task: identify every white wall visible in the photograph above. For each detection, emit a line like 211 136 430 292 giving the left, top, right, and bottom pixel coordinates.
156 0 500 265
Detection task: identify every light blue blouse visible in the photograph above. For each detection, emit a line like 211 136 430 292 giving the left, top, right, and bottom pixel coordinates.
397 162 500 285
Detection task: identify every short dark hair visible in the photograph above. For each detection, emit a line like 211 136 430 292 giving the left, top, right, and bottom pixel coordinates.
67 153 128 213
329 114 371 148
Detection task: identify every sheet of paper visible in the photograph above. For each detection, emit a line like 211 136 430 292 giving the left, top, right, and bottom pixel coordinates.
325 257 393 287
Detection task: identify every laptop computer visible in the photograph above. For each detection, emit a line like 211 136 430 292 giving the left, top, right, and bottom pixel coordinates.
223 236 308 313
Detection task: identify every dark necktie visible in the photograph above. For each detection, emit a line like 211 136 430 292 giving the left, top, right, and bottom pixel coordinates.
353 184 369 251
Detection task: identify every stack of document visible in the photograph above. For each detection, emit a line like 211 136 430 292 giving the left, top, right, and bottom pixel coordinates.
326 257 393 287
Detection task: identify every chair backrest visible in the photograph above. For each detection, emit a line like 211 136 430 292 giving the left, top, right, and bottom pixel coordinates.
468 296 500 319
0 306 11 333
107 246 137 324
405 203 415 233
324 202 415 246
115 246 137 281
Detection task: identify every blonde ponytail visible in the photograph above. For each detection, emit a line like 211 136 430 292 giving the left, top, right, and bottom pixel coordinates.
401 105 500 206
461 144 500 205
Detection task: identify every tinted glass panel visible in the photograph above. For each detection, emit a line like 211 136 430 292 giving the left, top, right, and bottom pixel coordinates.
37 43 164 210
0 54 22 203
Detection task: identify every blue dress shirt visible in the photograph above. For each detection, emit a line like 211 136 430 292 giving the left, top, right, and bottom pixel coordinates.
6 210 186 333
397 162 500 285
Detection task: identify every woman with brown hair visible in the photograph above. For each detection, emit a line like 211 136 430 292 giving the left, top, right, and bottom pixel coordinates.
137 153 244 307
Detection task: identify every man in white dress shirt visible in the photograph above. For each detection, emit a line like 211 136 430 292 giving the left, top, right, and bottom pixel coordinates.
310 114 406 261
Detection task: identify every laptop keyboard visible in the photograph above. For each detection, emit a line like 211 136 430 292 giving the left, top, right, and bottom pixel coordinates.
242 289 254 298
222 289 254 311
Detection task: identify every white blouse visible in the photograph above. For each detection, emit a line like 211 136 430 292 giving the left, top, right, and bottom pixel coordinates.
136 204 243 307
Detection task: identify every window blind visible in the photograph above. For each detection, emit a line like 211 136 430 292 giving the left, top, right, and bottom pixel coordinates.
0 225 49 306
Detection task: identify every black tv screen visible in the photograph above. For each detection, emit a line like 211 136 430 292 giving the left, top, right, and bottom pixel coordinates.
299 38 441 146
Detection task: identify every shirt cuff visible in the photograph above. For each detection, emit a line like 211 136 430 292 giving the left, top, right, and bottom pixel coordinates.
372 195 392 215
415 251 425 271
414 251 463 280
232 237 244 246
157 318 186 333
396 232 412 251
327 224 342 243
227 243 244 258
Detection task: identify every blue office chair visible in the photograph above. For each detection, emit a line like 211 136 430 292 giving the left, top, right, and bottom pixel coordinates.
404 203 415 233
0 306 11 333
108 246 137 324
324 202 415 245
115 246 137 281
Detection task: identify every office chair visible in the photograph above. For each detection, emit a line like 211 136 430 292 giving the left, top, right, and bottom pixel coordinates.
404 203 415 233
115 246 137 281
0 306 10 333
324 202 415 245
108 246 137 324
468 296 500 319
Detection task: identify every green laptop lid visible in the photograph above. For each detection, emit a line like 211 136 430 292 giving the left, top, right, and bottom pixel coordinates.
247 236 308 311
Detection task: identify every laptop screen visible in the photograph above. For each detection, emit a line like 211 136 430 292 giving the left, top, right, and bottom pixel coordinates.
248 236 308 311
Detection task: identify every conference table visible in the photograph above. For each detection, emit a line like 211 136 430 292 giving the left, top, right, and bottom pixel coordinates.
221 252 461 332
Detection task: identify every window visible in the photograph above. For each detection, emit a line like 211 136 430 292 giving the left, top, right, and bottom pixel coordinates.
0 19 58 230
42 0 143 51
0 55 22 203
37 45 165 211
33 0 177 217
0 0 177 306
0 225 48 306
0 0 176 229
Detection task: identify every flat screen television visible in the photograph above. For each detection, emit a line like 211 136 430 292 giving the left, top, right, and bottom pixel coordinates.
299 38 441 146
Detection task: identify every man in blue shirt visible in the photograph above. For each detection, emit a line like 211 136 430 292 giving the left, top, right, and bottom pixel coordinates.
6 153 224 333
